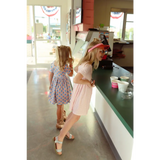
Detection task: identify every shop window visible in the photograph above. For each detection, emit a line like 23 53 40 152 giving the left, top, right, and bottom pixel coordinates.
110 9 134 41
125 14 134 40
110 12 124 39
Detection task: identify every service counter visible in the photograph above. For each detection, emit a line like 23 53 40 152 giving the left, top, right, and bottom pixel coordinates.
90 63 133 160
69 63 133 159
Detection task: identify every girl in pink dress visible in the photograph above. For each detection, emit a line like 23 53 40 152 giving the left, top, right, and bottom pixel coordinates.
53 38 110 155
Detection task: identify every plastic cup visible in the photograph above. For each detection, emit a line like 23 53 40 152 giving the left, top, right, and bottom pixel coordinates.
121 88 133 99
110 76 118 83
111 80 120 88
120 76 129 82
118 81 129 93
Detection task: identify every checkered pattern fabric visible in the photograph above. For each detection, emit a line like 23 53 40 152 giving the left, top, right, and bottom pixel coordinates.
48 62 72 105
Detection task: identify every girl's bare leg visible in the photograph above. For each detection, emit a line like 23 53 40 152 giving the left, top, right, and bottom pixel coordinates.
63 112 75 137
55 112 80 154
65 112 72 122
56 104 64 129
57 104 61 120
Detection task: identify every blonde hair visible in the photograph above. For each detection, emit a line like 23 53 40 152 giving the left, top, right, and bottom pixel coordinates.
55 45 74 71
78 38 101 69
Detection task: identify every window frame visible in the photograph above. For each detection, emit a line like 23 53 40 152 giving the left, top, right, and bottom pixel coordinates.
122 12 136 42
110 8 133 42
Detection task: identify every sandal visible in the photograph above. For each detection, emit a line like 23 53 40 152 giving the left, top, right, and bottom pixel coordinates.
65 133 75 140
63 110 67 122
56 119 64 130
53 136 63 155
59 129 74 140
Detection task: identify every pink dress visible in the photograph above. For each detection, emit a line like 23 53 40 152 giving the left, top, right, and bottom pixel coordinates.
69 62 92 115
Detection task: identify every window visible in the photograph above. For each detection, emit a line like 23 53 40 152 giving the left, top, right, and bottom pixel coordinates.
110 12 124 39
125 14 134 40
34 6 61 40
110 8 134 41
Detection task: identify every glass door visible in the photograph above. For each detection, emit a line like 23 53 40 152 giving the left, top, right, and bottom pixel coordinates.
27 5 61 66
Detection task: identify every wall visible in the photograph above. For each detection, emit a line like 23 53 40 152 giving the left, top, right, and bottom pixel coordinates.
94 0 133 27
27 0 69 46
24 6 31 35
113 44 136 67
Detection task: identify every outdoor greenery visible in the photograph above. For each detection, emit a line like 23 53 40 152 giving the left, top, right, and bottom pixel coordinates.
31 26 47 34
43 26 47 33
116 28 133 40
125 28 133 40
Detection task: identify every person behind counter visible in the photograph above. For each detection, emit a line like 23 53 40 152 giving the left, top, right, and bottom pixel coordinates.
53 38 110 155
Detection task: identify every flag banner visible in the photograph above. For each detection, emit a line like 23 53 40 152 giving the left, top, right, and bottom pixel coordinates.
41 6 59 17
110 12 123 19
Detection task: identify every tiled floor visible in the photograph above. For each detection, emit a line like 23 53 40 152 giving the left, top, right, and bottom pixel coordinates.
27 68 116 160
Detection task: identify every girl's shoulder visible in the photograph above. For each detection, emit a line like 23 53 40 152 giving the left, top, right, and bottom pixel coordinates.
53 60 58 66
78 62 92 73
80 61 92 68
51 61 60 68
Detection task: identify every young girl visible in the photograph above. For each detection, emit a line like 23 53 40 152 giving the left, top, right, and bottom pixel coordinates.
48 45 74 129
53 38 110 155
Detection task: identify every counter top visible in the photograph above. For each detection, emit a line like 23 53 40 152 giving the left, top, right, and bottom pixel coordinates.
92 63 133 137
114 42 133 45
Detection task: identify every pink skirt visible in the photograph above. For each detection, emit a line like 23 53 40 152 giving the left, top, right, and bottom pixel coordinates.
69 83 92 116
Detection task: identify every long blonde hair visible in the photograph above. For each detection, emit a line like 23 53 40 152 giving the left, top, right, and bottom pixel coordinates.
78 38 101 69
55 45 74 71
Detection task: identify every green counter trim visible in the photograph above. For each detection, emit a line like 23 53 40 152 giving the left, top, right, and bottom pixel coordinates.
92 63 133 137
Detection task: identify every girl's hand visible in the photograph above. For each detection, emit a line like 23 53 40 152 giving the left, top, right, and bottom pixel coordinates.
68 58 73 65
49 85 51 90
91 80 95 87
87 81 92 88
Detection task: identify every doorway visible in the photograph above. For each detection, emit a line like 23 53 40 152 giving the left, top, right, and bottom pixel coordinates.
27 5 62 67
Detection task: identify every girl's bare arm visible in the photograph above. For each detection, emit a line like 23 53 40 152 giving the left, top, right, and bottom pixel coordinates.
68 70 73 77
74 65 78 73
68 63 73 77
73 73 91 87
49 71 54 89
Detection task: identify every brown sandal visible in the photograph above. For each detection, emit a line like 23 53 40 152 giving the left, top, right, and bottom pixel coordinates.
63 110 67 122
56 119 64 130
65 133 75 140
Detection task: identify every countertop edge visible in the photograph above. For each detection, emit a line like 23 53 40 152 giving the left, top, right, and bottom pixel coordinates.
96 85 133 137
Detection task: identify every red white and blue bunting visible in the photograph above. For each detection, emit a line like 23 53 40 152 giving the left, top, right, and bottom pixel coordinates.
110 12 123 19
41 6 59 17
